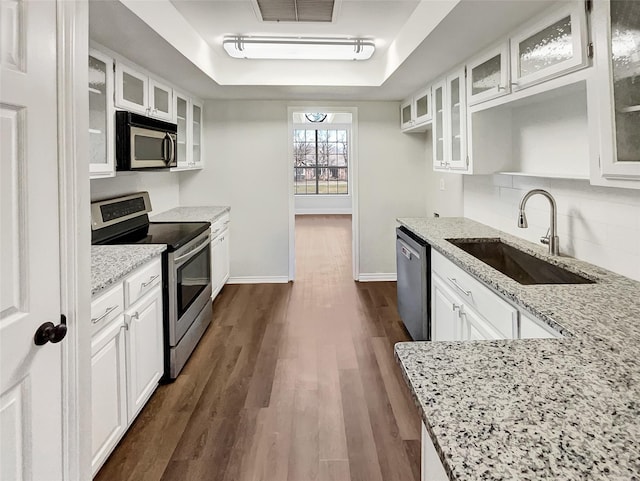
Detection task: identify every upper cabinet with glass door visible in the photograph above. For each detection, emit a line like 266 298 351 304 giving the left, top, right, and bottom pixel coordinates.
191 101 203 168
89 49 115 179
171 93 203 171
511 1 589 90
115 61 173 121
467 42 510 105
590 0 640 184
400 87 432 132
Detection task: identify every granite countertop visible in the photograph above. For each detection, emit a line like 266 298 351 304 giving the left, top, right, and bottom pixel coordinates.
91 245 166 296
151 206 230 224
394 217 640 481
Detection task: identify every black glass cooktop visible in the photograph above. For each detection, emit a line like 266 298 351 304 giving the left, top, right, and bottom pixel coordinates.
103 221 210 252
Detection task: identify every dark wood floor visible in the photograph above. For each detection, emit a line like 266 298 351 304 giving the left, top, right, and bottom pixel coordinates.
96 214 420 481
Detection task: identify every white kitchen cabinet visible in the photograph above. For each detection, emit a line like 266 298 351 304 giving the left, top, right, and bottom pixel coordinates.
589 0 640 185
192 100 203 167
510 1 589 91
115 61 173 121
432 80 446 167
520 311 562 339
467 42 510 105
90 258 163 476
88 49 115 179
171 92 204 171
401 87 432 132
433 68 469 172
211 214 230 300
431 274 462 341
115 62 148 114
421 422 448 481
124 285 163 421
148 78 173 121
431 250 517 340
174 91 190 167
90 315 127 476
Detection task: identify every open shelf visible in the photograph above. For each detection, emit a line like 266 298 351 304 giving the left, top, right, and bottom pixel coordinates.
89 87 103 95
89 128 102 135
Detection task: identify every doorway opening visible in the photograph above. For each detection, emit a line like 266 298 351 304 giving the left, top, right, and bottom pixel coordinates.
288 107 358 281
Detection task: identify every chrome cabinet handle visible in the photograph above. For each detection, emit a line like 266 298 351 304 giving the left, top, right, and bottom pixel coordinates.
448 277 472 298
91 305 118 324
141 275 159 289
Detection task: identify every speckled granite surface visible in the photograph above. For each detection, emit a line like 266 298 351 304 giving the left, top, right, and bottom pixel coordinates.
151 206 230 224
91 245 166 296
394 217 640 481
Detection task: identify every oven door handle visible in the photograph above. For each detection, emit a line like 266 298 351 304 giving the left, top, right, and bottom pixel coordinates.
173 236 210 265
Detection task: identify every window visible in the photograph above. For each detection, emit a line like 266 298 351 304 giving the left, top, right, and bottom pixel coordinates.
294 127 349 195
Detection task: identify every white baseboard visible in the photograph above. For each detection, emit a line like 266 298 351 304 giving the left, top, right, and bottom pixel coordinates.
227 276 290 284
358 273 397 282
295 208 352 215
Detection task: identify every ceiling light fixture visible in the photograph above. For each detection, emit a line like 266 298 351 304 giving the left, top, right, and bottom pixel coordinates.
222 36 375 61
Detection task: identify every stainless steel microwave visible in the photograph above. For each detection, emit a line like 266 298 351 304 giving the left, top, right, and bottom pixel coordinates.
115 111 178 170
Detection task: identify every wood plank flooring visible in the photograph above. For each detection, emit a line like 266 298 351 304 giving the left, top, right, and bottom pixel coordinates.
95 214 421 481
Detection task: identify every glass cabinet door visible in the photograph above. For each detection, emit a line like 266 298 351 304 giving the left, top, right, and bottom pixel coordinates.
595 0 640 180
400 100 413 129
149 79 173 121
192 102 202 166
609 0 640 163
510 1 588 89
88 50 114 178
115 62 148 114
467 42 510 105
174 93 189 167
414 87 432 124
447 68 467 169
432 81 446 168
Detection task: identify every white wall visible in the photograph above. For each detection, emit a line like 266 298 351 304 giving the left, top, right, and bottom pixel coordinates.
178 100 428 280
464 175 640 281
357 102 429 277
422 130 464 218
90 171 180 215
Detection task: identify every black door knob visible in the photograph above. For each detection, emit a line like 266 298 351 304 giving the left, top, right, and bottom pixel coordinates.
34 315 67 346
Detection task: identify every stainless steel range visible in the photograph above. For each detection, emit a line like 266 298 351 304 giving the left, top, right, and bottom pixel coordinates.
91 192 212 380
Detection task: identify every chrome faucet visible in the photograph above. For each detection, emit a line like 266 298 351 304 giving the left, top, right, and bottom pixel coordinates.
517 189 560 256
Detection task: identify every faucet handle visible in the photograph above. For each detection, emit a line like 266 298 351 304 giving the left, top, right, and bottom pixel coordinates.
540 228 550 245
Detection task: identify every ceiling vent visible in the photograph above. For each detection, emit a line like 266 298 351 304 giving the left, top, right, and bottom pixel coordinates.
255 0 336 22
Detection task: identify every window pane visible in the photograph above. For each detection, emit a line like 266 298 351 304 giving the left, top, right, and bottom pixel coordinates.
294 127 349 195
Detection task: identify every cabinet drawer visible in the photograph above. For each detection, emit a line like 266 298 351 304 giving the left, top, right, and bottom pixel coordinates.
211 213 230 238
91 283 124 336
432 250 517 338
124 257 162 307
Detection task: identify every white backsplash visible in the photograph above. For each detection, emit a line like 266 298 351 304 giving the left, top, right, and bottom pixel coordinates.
464 175 640 281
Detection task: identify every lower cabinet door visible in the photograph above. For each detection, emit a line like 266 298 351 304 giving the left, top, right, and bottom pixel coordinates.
125 286 163 422
431 274 463 341
462 305 501 341
421 422 448 481
91 317 127 476
220 230 230 285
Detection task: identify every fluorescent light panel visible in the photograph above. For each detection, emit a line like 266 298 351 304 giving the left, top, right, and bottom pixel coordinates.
223 36 375 60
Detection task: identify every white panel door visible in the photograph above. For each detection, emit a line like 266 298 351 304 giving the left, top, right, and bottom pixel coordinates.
1 1 65 480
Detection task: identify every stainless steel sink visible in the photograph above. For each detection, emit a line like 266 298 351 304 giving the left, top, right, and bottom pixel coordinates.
446 238 595 285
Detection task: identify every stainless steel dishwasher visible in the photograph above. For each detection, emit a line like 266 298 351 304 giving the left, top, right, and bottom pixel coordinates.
396 226 430 341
